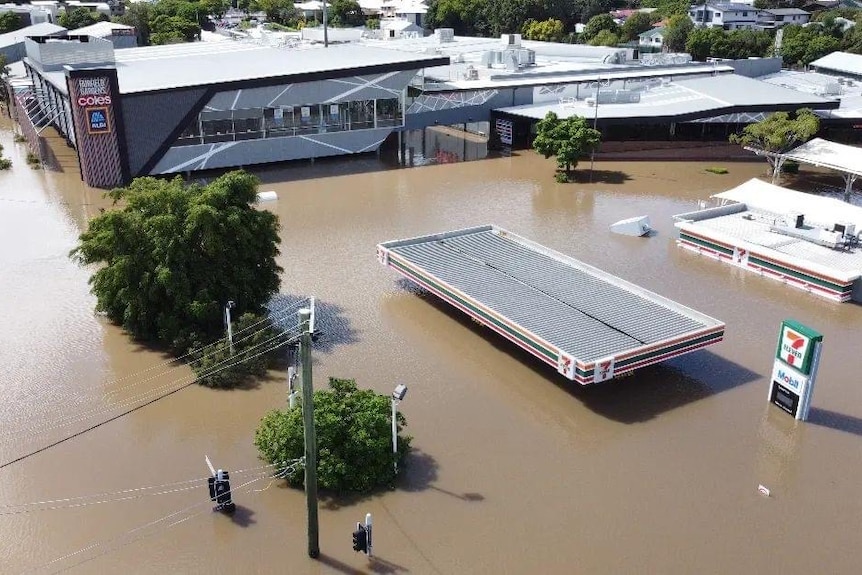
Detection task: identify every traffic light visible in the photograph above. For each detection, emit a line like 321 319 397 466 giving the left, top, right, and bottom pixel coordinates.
208 470 236 514
352 523 368 553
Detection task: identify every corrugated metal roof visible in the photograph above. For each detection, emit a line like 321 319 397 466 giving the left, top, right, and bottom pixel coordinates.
386 228 714 362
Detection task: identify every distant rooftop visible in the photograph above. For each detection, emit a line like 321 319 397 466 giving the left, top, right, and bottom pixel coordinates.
809 51 862 76
497 74 835 122
762 7 810 14
69 21 134 38
0 22 64 51
759 69 862 119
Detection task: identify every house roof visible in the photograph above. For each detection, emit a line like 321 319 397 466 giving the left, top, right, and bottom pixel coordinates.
809 51 862 76
763 8 810 15
69 21 134 38
639 27 665 38
696 2 759 10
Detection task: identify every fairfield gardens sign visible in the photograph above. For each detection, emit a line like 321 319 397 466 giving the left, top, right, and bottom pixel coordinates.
75 77 113 134
768 320 823 421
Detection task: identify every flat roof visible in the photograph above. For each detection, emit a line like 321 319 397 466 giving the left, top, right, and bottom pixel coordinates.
674 180 862 292
378 225 724 384
809 51 862 76
758 69 862 119
496 74 836 122
111 42 447 93
713 177 862 230
0 22 65 50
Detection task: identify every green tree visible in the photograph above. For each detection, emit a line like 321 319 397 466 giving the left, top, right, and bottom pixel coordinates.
70 171 282 352
522 18 565 42
59 8 108 29
532 112 601 179
641 0 690 17
729 109 820 182
0 142 11 170
115 3 152 45
252 0 299 25
781 25 841 66
0 53 9 109
201 0 231 18
485 0 541 37
589 28 619 46
620 12 656 43
685 27 721 61
189 313 286 388
663 14 693 52
328 0 365 27
426 0 490 36
0 11 24 34
254 378 412 493
581 14 618 42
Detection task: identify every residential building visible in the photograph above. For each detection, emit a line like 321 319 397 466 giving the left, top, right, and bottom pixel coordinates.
638 27 665 50
758 8 811 28
689 3 761 30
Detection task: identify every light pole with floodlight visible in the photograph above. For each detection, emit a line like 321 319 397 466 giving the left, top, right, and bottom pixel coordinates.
391 384 408 474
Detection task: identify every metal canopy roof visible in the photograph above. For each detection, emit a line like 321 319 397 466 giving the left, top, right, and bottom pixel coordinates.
379 226 723 374
783 137 862 178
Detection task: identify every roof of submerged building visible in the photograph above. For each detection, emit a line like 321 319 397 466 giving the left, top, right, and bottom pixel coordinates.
377 225 725 384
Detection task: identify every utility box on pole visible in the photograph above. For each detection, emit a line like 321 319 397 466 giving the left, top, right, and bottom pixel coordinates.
768 319 823 421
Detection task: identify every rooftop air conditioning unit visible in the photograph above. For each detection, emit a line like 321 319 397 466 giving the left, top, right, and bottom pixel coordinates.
586 97 596 107
501 33 521 47
515 48 535 66
435 28 454 43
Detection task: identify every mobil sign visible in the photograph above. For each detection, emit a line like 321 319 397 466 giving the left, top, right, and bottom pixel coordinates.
775 320 823 375
771 361 808 393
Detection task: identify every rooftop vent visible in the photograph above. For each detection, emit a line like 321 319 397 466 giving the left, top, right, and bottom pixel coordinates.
435 28 454 43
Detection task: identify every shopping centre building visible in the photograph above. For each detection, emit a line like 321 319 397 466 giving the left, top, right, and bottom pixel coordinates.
10 35 447 187
7 26 862 187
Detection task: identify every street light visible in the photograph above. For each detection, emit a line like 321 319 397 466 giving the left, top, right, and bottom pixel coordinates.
224 300 236 355
391 384 408 475
588 75 610 184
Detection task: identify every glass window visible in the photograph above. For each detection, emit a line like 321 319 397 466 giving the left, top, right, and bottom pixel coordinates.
375 98 402 128
232 108 263 140
296 104 320 133
176 119 201 146
348 100 375 131
322 102 348 132
200 110 234 144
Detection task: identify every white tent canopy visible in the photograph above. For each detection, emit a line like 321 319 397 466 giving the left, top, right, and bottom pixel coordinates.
783 137 862 200
712 178 862 233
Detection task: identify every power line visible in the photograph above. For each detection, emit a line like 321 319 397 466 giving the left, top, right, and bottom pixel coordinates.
1 298 311 430
0 462 284 515
0 332 301 471
29 473 273 575
0 321 303 441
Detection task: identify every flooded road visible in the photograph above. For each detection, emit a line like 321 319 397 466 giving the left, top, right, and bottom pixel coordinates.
1 121 861 574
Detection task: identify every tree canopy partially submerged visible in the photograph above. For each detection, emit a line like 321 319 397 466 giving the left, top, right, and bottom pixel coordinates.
255 378 412 493
729 108 820 181
532 111 601 180
71 171 282 353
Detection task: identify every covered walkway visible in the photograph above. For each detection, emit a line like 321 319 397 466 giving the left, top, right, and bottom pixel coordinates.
782 138 862 202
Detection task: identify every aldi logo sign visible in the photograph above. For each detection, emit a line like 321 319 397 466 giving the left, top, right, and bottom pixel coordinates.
775 320 823 375
86 107 110 134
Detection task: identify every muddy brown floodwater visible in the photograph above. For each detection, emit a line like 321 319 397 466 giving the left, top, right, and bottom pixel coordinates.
1 120 861 575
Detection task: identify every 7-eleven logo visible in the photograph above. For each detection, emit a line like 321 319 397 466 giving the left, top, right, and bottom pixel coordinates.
780 328 809 367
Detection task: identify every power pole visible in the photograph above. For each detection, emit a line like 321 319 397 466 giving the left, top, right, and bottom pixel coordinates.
322 0 329 47
299 308 319 558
